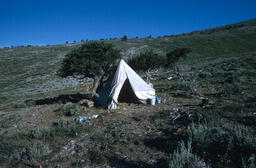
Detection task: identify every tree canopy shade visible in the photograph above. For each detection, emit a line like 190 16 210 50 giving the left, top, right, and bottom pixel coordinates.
58 41 121 95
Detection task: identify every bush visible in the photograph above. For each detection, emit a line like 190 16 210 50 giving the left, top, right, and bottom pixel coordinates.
121 35 128 41
188 122 256 167
54 119 92 138
27 127 52 140
198 71 212 78
165 48 191 67
127 48 165 71
169 140 206 168
24 99 36 106
227 126 256 166
66 104 80 116
57 118 68 128
89 149 106 164
10 141 50 163
15 101 27 108
27 142 50 160
155 83 171 92
172 81 192 91
218 82 242 96
172 81 196 97
242 155 256 168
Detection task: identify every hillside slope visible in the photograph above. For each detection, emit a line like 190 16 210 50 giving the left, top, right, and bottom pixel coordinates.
0 19 256 168
0 18 256 110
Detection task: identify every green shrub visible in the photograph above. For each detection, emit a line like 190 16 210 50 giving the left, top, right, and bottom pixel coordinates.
10 141 50 164
172 81 192 91
27 127 52 140
227 126 256 166
188 122 256 167
54 120 92 138
242 155 256 168
54 104 64 113
66 104 80 116
121 35 128 41
155 83 171 92
127 48 165 71
172 81 196 97
27 141 50 160
198 71 212 78
89 148 106 164
169 140 206 168
24 99 36 106
222 103 245 113
188 121 228 161
57 118 68 128
15 102 27 108
220 82 242 95
165 48 191 68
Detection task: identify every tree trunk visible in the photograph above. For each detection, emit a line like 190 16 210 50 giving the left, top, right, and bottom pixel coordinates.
92 76 100 97
173 65 178 75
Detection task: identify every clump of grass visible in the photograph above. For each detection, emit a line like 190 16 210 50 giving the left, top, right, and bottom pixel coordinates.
169 140 206 168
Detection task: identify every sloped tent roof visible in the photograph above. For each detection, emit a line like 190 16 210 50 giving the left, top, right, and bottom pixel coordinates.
95 59 155 109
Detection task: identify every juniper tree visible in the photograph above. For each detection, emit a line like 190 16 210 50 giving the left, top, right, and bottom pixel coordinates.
58 41 121 96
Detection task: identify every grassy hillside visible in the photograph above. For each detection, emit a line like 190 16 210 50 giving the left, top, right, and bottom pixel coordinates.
1 19 255 109
0 18 256 168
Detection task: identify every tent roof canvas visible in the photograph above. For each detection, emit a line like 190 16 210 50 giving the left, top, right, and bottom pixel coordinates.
95 59 155 109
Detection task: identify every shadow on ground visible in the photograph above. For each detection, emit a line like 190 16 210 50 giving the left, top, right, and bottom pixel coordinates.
25 93 91 106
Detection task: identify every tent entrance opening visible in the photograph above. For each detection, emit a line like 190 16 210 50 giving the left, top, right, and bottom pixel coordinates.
118 79 139 103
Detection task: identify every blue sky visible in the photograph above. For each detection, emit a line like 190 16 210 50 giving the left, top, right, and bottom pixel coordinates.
0 0 255 47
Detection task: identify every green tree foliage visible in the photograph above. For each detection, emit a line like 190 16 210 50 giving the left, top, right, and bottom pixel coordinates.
121 35 128 41
127 48 165 71
58 41 121 96
166 48 191 67
147 34 152 38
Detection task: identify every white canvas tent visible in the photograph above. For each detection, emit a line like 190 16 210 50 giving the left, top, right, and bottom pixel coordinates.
95 59 155 109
